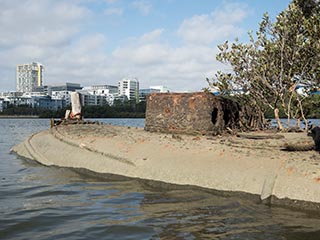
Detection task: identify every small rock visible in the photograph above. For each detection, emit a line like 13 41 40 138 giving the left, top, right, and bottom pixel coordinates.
172 134 182 141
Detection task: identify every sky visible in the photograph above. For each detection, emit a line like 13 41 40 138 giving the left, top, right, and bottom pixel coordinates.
0 0 292 92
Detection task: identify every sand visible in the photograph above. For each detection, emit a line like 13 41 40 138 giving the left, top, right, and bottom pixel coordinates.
11 124 320 211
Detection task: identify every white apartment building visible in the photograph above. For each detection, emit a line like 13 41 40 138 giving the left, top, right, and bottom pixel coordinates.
82 84 118 105
149 85 170 93
16 62 44 93
118 78 139 102
50 83 83 106
83 85 118 95
139 85 170 101
77 90 106 106
51 91 73 106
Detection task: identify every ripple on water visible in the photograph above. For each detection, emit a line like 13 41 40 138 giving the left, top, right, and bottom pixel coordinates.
1 119 320 240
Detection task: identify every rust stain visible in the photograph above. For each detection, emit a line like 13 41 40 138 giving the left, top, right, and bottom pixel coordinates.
137 138 145 143
287 167 295 176
164 107 171 115
314 177 320 183
219 149 225 156
169 126 177 131
172 95 179 106
189 97 196 110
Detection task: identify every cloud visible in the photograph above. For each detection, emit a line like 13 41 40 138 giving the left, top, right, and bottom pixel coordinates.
0 0 89 49
140 29 165 43
45 34 108 85
212 2 250 24
0 0 90 90
111 29 222 91
177 2 249 45
0 1 249 92
132 0 152 15
104 7 123 16
113 43 170 66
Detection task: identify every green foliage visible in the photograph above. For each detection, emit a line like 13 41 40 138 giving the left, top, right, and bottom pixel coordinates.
210 0 320 128
38 108 68 118
1 105 40 116
82 101 146 118
302 94 320 118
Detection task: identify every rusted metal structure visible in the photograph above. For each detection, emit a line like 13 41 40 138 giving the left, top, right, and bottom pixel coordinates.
145 92 245 135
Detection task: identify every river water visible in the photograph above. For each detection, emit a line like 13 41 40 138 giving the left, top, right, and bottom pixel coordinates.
1 118 320 240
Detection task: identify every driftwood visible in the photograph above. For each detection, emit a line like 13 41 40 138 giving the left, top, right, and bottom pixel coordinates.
237 133 285 140
283 142 315 151
50 118 99 128
282 126 320 152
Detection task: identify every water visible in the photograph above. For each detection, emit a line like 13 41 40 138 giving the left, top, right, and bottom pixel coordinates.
1 118 320 240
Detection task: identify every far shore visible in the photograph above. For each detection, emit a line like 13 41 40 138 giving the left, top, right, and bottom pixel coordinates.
0 115 39 119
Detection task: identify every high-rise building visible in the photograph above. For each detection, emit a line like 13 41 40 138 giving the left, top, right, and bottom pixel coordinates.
16 62 44 93
118 78 139 102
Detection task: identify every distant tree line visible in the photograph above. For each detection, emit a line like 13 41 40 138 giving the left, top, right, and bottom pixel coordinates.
0 100 146 118
82 100 146 118
0 104 44 116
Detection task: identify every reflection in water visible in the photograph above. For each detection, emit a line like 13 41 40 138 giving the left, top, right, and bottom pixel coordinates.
0 119 320 239
139 188 320 240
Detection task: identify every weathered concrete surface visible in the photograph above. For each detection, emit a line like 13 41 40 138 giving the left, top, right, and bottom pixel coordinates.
12 124 320 211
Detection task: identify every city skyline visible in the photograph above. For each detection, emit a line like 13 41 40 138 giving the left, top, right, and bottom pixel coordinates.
13 63 162 93
0 0 291 92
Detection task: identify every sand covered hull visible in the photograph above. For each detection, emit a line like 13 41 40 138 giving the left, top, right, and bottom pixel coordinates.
12 125 320 211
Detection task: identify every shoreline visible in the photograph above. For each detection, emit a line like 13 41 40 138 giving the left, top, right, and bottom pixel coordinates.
0 115 39 119
11 124 320 211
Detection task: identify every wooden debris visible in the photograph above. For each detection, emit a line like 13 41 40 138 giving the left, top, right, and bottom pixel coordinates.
237 133 285 140
283 142 315 151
